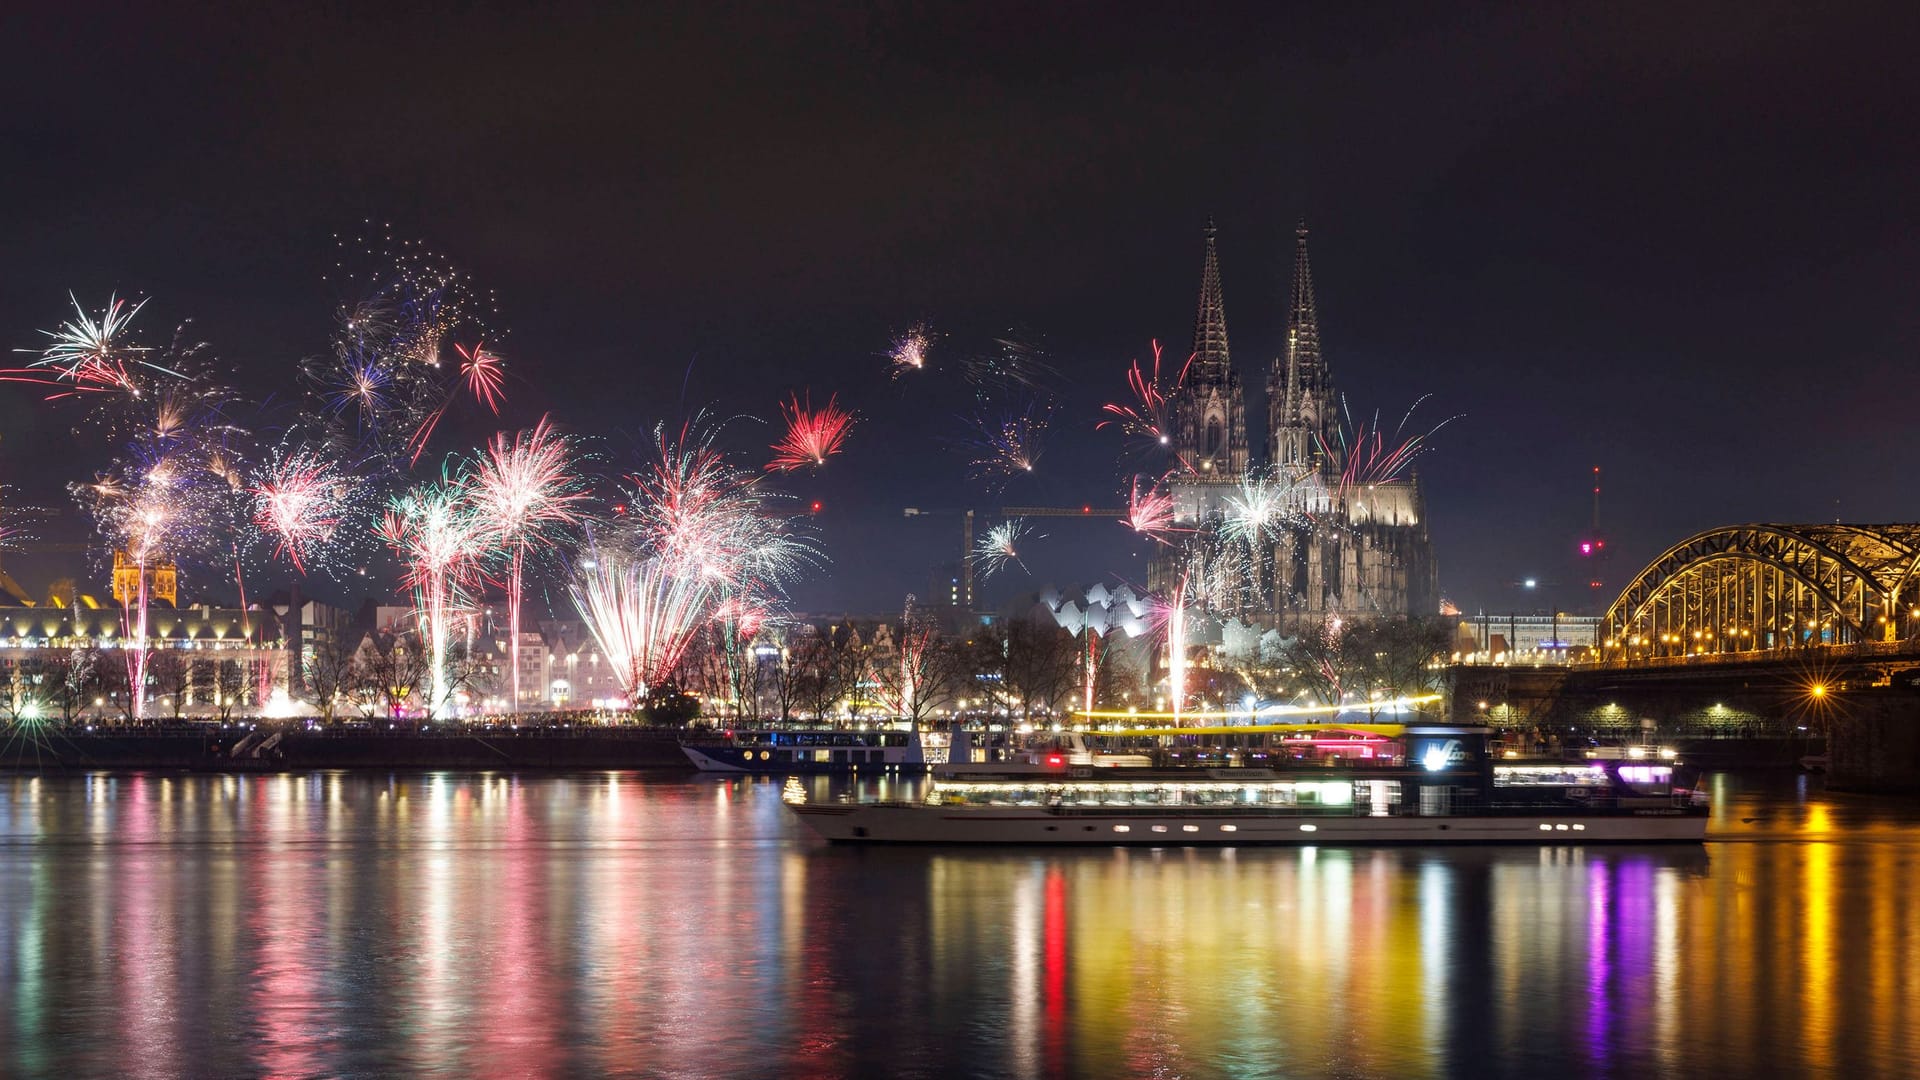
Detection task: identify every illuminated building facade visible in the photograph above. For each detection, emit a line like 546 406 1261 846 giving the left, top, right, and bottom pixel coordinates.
1157 221 1439 626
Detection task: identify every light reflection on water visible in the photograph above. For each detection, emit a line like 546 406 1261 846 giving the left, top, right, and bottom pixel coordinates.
0 770 1915 1078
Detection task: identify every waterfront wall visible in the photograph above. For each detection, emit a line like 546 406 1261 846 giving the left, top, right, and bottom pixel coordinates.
1447 664 1920 788
0 728 693 772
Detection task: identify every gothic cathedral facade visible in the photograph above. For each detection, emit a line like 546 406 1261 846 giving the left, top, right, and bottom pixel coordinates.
1153 221 1438 627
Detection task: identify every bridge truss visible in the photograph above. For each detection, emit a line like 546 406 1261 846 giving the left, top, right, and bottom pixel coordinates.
1598 524 1920 659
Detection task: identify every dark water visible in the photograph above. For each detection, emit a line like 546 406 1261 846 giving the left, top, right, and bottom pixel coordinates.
0 771 1916 1079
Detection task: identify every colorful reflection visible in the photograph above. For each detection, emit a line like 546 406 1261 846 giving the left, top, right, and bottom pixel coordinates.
0 772 1915 1076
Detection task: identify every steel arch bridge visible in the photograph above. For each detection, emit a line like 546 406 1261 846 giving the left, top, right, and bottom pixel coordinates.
1598 523 1920 660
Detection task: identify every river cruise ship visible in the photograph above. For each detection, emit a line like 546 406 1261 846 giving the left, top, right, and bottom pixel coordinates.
787 724 1708 845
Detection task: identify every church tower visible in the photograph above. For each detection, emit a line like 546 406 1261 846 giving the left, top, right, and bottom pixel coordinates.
1171 219 1248 478
1268 222 1340 475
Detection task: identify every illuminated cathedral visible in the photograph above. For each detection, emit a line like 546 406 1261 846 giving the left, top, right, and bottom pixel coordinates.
1152 220 1438 626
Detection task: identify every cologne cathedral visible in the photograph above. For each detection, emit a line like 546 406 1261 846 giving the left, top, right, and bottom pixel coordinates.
1150 221 1438 627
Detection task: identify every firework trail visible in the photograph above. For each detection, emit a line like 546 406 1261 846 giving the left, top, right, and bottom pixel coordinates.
961 330 1060 398
1098 340 1192 459
875 597 939 724
377 474 485 718
973 518 1032 581
1318 394 1458 501
569 546 716 701
888 322 933 377
471 416 590 710
573 414 819 708
767 392 855 472
1153 573 1192 725
960 401 1048 489
1124 476 1178 543
250 449 355 574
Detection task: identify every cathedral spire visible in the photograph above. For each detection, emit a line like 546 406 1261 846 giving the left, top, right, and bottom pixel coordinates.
1286 220 1323 391
1187 217 1230 384
1269 220 1339 472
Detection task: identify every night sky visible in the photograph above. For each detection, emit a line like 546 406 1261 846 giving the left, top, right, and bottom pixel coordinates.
4 3 1917 619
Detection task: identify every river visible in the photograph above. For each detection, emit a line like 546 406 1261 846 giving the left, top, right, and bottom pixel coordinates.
0 769 1914 1078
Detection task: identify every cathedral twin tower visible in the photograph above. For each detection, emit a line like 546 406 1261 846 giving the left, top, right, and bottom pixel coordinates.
1157 220 1439 626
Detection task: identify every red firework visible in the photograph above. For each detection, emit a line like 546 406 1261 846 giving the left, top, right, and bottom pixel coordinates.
767 392 855 472
1123 476 1178 543
455 341 506 414
1098 340 1193 454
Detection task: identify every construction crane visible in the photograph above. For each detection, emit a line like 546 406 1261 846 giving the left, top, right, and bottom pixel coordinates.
904 504 1125 612
0 508 91 606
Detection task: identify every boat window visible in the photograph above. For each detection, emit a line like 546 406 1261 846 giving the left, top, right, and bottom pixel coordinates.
1494 765 1608 788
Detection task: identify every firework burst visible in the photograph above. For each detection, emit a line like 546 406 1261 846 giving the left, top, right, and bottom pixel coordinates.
974 518 1033 581
570 546 716 701
3 293 167 398
377 474 486 717
767 392 855 472
960 401 1048 488
6 294 234 448
961 330 1059 398
1320 394 1458 500
456 341 506 414
250 450 356 574
888 322 933 377
72 420 237 721
1098 340 1192 457
1124 477 1178 543
628 414 818 597
572 414 819 708
308 225 505 467
1220 470 1311 545
471 416 590 710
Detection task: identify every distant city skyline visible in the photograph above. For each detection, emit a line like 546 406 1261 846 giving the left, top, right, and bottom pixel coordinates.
3 5 1914 620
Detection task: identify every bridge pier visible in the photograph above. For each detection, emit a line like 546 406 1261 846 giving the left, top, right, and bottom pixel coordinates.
1827 692 1920 794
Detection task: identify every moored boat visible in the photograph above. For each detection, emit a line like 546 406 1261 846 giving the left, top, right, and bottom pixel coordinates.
787 724 1709 845
682 727 929 773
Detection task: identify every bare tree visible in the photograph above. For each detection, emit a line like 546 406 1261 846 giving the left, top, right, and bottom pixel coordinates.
1339 616 1451 706
43 646 100 724
94 658 137 725
785 629 850 722
1002 617 1080 724
872 617 965 731
1275 621 1346 706
352 633 428 720
301 633 362 725
148 649 191 721
212 659 249 723
0 666 41 726
962 625 1010 721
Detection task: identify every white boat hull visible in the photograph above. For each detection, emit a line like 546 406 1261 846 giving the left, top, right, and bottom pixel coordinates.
789 804 1707 845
